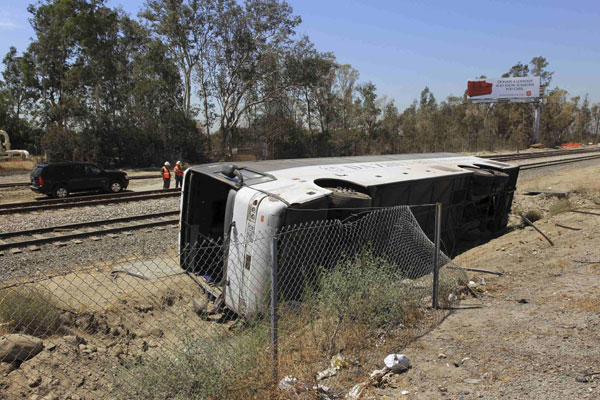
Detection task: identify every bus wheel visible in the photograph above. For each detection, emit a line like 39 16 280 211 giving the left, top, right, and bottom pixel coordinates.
328 187 372 209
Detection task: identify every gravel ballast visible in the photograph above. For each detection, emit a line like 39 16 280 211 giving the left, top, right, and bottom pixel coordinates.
0 197 179 233
0 225 179 283
518 157 600 182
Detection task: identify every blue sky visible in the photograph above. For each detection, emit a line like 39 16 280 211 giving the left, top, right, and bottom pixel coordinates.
1 0 598 109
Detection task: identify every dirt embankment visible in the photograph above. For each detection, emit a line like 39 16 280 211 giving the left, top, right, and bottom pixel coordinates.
362 165 600 399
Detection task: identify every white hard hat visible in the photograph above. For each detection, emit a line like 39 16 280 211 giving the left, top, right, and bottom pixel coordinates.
176 160 182 164
164 161 171 166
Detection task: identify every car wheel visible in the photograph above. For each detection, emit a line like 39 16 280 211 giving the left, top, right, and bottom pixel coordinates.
109 180 123 193
53 185 69 199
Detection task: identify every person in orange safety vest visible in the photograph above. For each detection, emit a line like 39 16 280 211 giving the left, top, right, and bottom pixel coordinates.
174 161 184 189
161 161 171 189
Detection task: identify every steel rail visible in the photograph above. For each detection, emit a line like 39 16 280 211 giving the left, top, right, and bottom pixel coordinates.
0 188 180 210
0 216 179 251
0 211 179 240
519 154 600 170
483 147 600 161
0 191 180 215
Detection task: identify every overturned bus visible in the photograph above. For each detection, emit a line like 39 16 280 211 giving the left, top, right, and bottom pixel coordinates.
179 153 519 316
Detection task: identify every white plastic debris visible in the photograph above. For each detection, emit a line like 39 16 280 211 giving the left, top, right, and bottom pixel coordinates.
401 390 410 395
345 383 367 399
278 375 297 391
369 368 388 378
316 366 338 381
314 384 330 392
384 354 410 372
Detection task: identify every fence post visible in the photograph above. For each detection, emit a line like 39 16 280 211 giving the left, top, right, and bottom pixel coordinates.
432 202 442 309
270 234 279 382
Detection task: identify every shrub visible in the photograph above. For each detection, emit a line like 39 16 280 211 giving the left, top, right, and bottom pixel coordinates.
523 209 543 222
310 250 425 331
115 323 271 400
437 272 468 308
0 287 62 337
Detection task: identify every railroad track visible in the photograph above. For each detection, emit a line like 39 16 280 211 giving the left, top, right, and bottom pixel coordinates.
518 153 600 170
1 149 599 190
0 188 180 215
483 147 600 162
0 211 179 252
0 174 159 189
1 153 597 253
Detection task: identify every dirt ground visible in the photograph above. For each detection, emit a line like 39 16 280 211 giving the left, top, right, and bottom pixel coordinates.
362 164 600 399
0 267 235 399
2 159 600 399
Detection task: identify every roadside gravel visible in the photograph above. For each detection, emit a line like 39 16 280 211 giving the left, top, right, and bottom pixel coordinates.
0 197 180 233
0 225 179 283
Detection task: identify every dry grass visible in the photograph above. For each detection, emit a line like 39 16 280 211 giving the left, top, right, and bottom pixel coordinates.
115 323 272 400
117 251 464 399
563 296 600 313
572 186 600 205
549 198 574 217
0 287 62 337
0 159 37 173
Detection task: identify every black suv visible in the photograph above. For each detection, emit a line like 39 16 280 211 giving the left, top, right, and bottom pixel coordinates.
30 162 129 198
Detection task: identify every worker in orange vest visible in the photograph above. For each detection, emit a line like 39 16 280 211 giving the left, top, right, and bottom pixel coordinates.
174 160 184 189
161 161 171 189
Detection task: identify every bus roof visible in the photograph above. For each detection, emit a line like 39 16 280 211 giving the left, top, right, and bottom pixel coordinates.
188 153 514 206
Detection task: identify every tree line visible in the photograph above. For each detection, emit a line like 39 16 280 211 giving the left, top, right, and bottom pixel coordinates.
1 0 599 167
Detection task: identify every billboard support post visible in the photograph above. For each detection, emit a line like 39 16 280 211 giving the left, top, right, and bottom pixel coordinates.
534 102 541 144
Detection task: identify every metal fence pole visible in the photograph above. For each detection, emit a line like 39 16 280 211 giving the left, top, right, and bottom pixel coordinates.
432 202 442 309
270 235 279 382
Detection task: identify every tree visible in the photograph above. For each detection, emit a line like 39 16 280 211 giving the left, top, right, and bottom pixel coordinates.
540 89 576 145
334 64 359 131
504 62 529 78
1 47 37 119
141 0 221 125
356 81 380 153
208 0 302 157
530 56 553 89
591 103 600 137
380 99 401 153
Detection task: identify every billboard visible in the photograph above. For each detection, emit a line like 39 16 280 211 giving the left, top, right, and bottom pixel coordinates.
467 77 541 102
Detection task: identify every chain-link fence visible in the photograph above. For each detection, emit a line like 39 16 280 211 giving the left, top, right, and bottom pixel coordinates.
0 205 467 399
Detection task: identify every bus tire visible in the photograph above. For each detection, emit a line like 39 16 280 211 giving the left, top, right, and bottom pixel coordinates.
328 187 372 209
